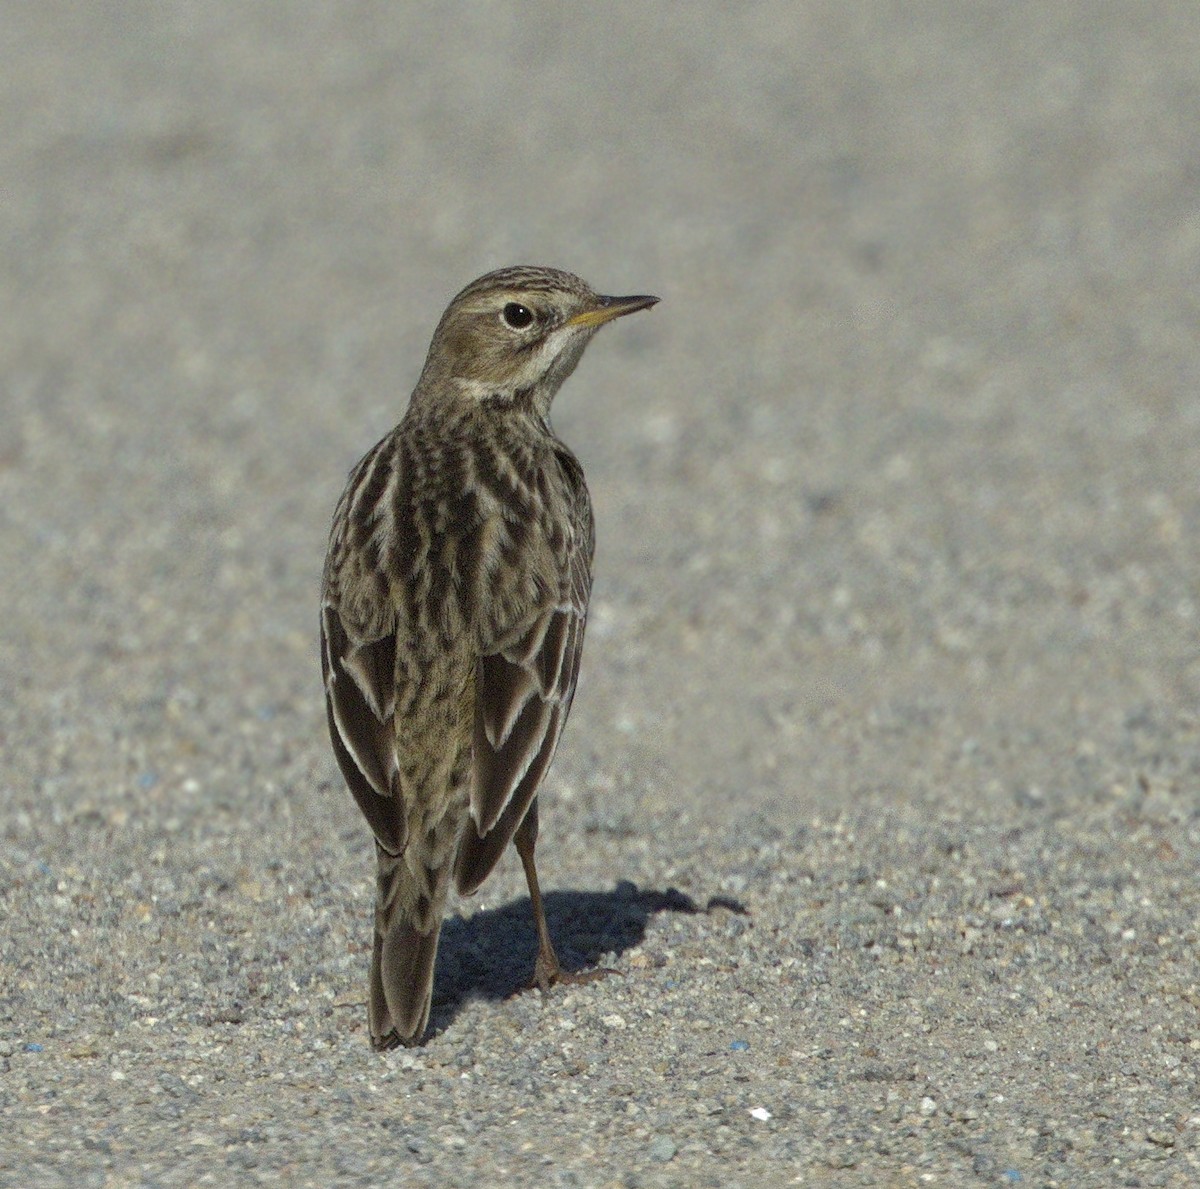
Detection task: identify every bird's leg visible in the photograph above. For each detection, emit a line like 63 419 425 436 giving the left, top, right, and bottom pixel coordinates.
513 804 619 992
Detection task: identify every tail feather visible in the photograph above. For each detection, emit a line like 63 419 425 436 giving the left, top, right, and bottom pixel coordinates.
369 845 451 1048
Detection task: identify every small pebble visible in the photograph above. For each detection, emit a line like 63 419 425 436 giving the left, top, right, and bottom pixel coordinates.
647 1136 676 1163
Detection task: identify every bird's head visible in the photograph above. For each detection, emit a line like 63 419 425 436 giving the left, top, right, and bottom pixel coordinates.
416 265 659 415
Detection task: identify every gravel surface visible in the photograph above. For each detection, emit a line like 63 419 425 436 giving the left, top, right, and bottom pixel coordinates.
3 4 1200 1186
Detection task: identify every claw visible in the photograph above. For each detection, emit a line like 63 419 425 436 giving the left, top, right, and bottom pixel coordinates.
527 955 622 994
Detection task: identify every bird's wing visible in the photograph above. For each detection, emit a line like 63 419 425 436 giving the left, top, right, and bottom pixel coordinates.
320 436 409 856
321 602 407 857
454 462 593 896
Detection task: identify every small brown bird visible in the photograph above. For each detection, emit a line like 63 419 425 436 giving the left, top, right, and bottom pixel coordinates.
321 265 659 1047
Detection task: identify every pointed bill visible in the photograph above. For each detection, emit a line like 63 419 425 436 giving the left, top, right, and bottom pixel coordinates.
567 293 660 329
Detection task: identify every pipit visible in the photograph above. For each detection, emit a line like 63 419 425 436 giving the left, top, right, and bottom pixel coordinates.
321 265 659 1047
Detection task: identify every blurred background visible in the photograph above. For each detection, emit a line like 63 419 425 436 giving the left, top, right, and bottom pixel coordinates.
4 4 1198 841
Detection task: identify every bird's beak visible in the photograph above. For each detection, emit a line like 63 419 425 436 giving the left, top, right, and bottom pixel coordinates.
567 293 660 329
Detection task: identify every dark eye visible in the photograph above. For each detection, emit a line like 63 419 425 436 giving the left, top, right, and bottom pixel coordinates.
502 302 535 330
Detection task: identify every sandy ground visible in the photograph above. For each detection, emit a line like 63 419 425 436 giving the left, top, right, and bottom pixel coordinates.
3 4 1200 1186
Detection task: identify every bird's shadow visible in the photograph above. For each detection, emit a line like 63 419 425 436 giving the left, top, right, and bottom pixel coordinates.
427 880 746 1035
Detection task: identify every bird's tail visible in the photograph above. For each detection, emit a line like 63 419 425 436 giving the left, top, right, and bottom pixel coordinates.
369 843 451 1048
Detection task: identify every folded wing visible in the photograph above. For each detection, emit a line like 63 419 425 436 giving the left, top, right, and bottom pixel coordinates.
321 604 407 856
454 546 589 895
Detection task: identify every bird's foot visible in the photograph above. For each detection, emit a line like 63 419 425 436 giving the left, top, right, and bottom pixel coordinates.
527 950 622 994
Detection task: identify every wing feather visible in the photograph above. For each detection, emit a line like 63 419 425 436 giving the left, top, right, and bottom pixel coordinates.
321 605 406 856
472 685 553 834
534 607 571 697
453 450 593 896
455 704 563 896
478 649 537 750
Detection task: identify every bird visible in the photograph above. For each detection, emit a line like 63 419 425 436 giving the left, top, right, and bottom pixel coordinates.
320 265 659 1047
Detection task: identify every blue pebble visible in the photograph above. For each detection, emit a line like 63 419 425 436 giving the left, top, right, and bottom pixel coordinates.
1002 1172 1022 1183
136 772 158 789
24 1043 44 1053
730 1040 749 1052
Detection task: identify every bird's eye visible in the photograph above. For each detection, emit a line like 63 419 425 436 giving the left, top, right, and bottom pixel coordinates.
501 302 535 330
